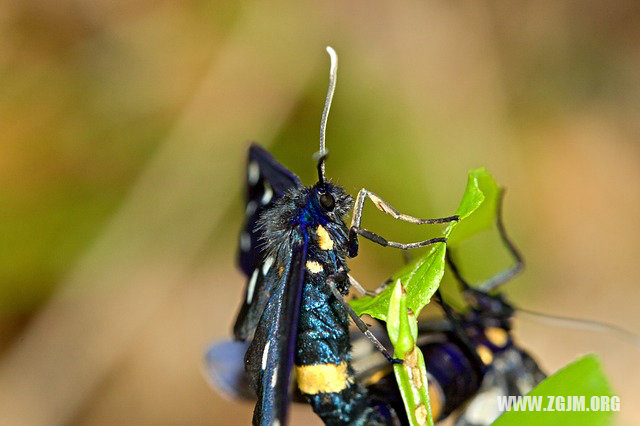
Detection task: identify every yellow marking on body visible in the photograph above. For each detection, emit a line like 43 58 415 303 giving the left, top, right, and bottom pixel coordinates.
485 327 508 348
295 362 352 394
278 266 284 276
316 225 334 250
476 344 493 365
305 260 324 274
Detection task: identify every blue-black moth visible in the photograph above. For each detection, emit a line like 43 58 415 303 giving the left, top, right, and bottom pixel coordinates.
229 47 458 425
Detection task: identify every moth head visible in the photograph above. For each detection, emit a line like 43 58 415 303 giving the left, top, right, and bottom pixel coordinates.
465 288 514 325
313 182 352 221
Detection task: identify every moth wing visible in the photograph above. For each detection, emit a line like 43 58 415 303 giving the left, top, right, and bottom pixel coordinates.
244 239 307 426
233 255 276 341
238 144 302 277
204 340 254 400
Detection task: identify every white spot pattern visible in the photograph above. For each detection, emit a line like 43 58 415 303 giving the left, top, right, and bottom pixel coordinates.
248 161 260 185
262 340 270 370
240 232 251 252
262 256 275 276
245 200 257 217
247 269 259 304
261 183 273 204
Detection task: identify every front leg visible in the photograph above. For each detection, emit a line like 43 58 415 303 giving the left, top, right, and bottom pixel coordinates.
348 274 391 298
349 188 458 257
326 275 401 364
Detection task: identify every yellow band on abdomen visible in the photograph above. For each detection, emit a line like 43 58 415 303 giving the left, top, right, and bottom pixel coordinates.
295 362 352 394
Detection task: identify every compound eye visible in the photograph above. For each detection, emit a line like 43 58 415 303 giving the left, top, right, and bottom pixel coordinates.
319 193 335 211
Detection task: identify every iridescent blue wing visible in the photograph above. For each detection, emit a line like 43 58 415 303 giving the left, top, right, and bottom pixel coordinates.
244 239 307 426
238 144 302 277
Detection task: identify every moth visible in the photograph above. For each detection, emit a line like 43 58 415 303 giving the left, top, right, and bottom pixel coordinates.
228 47 458 425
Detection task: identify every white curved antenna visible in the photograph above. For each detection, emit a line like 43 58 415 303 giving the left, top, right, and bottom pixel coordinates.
318 46 338 183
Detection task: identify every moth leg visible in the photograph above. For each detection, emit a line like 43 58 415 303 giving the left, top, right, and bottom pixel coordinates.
351 188 459 227
347 274 373 297
326 277 402 365
347 274 389 297
446 189 524 293
350 227 446 253
349 188 458 257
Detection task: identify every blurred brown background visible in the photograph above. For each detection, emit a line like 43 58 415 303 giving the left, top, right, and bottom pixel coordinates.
1 1 639 425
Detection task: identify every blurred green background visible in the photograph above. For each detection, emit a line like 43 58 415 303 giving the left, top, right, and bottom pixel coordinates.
1 1 639 425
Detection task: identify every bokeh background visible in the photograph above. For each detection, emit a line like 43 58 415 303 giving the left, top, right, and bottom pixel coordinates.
1 1 639 425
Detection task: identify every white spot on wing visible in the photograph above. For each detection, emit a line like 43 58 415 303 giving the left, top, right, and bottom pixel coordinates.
247 269 259 304
248 161 259 185
262 341 270 370
271 367 278 388
245 200 257 217
262 256 274 275
240 232 251 252
261 183 273 205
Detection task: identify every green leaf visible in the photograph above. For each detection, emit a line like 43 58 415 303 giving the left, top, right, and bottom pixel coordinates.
349 167 508 426
445 167 500 246
386 280 414 357
349 168 501 320
493 354 615 426
386 280 433 426
349 168 500 320
349 243 446 321
393 242 446 318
